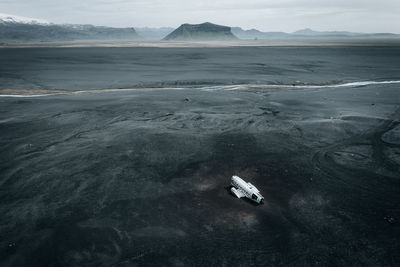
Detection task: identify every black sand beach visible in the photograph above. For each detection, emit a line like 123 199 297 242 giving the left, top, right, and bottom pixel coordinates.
1 46 400 91
0 46 399 266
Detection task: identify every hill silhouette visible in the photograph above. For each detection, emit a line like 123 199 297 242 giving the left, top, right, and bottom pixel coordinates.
163 22 237 41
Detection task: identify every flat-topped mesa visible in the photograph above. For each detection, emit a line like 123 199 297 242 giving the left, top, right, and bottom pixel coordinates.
163 22 238 41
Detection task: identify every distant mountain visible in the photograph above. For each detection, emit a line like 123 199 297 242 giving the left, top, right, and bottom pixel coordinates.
292 28 360 37
292 28 319 35
163 22 238 41
231 27 289 40
231 26 400 40
1 14 399 43
292 28 400 39
0 14 140 43
135 27 174 40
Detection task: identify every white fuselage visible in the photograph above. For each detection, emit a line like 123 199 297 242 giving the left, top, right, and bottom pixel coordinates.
230 175 264 204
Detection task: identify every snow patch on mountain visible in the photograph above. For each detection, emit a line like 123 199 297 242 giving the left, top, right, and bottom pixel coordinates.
0 13 49 25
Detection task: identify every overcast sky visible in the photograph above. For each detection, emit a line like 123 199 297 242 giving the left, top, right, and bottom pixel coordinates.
1 0 399 33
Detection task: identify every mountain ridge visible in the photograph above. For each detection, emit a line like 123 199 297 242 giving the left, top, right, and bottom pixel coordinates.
1 14 399 43
0 15 140 42
232 26 400 40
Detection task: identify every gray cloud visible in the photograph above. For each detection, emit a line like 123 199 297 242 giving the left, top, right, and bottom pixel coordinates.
0 0 399 33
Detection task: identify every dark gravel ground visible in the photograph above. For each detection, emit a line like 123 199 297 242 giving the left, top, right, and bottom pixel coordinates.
0 83 399 266
1 46 400 91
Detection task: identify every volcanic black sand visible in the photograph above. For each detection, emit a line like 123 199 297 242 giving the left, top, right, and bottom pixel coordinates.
0 46 399 266
1 46 400 91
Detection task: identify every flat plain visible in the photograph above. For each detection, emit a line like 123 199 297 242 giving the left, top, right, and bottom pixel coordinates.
0 45 399 266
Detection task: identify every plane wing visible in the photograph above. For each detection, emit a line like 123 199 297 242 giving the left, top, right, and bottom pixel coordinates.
231 187 245 198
